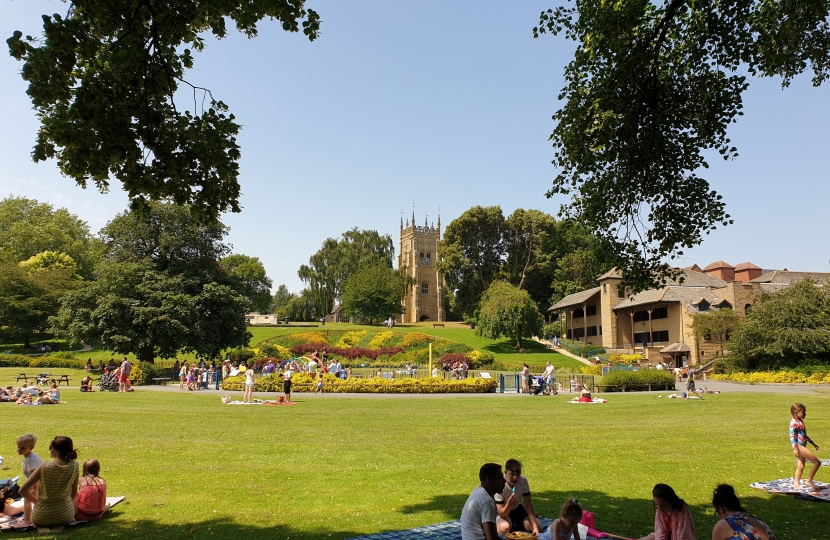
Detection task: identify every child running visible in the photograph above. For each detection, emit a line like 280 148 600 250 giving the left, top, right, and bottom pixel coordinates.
790 402 822 489
538 498 582 540
315 372 323 394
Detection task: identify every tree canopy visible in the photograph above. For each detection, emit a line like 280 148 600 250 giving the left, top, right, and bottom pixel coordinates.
298 228 395 317
691 307 742 358
340 264 407 324
0 196 100 279
220 254 273 313
729 279 830 369
52 203 250 361
7 1 320 223
476 281 542 352
534 0 830 292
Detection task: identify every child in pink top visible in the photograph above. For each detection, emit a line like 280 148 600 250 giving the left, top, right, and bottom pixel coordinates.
74 459 109 522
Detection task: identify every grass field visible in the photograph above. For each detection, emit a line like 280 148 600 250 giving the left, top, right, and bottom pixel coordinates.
1 323 584 371
1 389 828 539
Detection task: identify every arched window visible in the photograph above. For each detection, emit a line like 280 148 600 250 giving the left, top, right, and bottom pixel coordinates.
421 281 429 294
744 303 752 313
426 252 431 259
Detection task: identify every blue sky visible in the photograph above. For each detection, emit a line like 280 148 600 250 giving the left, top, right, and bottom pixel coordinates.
2 1 829 294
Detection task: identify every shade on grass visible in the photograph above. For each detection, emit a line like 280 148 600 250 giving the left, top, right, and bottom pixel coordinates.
0 389 828 539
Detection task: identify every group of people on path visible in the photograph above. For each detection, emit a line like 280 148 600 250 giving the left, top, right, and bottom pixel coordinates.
1 434 108 531
461 461 776 540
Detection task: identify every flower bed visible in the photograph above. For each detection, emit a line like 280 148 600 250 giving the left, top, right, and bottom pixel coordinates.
710 371 830 384
222 372 497 393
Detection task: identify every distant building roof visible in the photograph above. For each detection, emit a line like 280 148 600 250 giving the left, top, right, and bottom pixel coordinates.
596 268 623 281
703 260 734 271
734 262 761 271
660 342 691 354
613 286 731 313
549 287 601 311
749 271 830 285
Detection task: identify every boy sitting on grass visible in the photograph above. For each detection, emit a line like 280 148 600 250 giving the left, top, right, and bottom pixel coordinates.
495 458 541 536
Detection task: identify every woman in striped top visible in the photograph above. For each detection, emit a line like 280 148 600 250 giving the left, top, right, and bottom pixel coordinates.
19 436 79 527
789 403 821 489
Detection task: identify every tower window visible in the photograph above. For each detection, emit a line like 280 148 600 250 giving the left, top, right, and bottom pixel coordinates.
421 281 429 294
420 252 424 259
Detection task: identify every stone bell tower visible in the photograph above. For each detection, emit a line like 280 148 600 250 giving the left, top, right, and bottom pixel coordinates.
398 206 443 322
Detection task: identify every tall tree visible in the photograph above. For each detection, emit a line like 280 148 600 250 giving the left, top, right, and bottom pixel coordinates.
437 206 506 319
0 196 100 279
270 284 295 315
298 228 395 316
220 254 273 313
340 265 407 324
691 308 743 358
476 281 543 353
729 279 830 369
52 203 249 361
503 209 558 312
533 0 830 292
0 257 80 347
8 2 320 223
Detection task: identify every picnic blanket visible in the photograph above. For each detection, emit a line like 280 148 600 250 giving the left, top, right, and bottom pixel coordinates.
1 496 125 533
750 478 830 502
568 398 607 404
225 400 297 406
344 517 603 540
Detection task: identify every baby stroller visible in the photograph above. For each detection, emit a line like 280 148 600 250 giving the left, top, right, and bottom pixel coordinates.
99 371 119 392
529 375 546 395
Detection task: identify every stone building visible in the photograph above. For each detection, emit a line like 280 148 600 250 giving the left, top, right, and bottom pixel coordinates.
548 262 830 366
398 210 443 322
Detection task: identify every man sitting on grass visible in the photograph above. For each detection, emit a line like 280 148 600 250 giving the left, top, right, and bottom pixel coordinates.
495 458 541 536
461 463 506 540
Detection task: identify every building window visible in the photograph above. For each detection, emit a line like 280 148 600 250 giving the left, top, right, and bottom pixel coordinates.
703 332 712 341
573 308 584 319
603 284 607 294
586 305 597 316
633 310 649 322
587 326 598 337
618 287 625 299
652 307 668 320
572 328 585 339
744 303 752 313
427 252 431 259
421 281 429 294
633 330 669 344
697 300 710 312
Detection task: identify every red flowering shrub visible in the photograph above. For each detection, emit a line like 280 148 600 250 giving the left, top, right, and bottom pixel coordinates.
440 353 470 369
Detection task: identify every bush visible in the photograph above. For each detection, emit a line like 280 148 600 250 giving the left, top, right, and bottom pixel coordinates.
401 332 430 347
28 357 86 369
562 342 606 358
285 332 329 345
710 370 830 384
222 372 496 393
440 353 469 368
467 350 495 369
129 364 146 386
260 343 292 360
580 365 603 375
226 347 256 362
541 323 560 338
600 370 676 391
0 355 35 368
335 330 368 348
367 331 398 349
608 354 644 364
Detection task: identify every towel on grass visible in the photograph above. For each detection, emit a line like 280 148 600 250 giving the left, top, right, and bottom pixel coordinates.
750 478 830 502
344 516 605 540
2 496 125 533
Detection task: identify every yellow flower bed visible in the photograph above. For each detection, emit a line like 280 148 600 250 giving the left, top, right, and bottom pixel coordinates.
367 331 396 349
710 371 830 384
222 372 497 393
580 365 602 375
335 330 368 348
286 332 328 345
401 332 431 347
608 354 644 364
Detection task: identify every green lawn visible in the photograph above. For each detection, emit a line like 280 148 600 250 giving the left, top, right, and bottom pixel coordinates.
0 390 827 539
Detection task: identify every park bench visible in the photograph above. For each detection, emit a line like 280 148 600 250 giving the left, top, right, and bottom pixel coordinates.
151 377 171 385
432 323 444 328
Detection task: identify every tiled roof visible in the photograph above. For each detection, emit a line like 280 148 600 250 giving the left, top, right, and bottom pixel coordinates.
749 271 830 284
660 342 691 353
549 287 601 311
613 286 729 313
664 269 727 288
759 283 788 294
703 260 734 271
734 262 761 271
596 268 623 281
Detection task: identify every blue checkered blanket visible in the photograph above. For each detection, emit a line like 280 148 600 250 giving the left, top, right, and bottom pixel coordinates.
345 517 602 539
750 478 830 502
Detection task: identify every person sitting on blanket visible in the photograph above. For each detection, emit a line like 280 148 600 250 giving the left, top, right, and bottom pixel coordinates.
538 498 583 540
20 436 79 529
638 483 696 540
578 383 592 403
711 484 775 540
80 377 94 393
495 458 541 536
73 459 109 522
460 462 506 540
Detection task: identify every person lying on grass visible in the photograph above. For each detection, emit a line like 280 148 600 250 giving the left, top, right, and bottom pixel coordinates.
37 383 60 405
460 462 506 540
495 459 540 536
638 483 695 540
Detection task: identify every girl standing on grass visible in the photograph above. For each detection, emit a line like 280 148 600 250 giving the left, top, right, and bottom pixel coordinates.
179 362 187 391
638 483 696 540
790 402 821 489
538 498 582 540
243 362 256 403
315 372 323 394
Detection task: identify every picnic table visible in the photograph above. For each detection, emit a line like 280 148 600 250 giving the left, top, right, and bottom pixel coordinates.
57 375 71 386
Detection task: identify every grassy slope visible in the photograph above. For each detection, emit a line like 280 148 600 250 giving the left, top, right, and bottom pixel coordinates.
3 323 583 371
0 391 827 539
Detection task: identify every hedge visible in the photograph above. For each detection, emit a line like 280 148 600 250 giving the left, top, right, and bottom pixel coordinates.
710 370 830 384
222 372 497 393
0 355 85 369
599 370 676 392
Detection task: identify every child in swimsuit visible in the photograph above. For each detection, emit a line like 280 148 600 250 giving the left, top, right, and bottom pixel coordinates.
538 498 582 540
790 402 821 489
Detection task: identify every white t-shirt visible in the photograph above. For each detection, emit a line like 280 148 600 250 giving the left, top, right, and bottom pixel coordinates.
460 486 496 540
496 474 531 512
22 452 43 478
